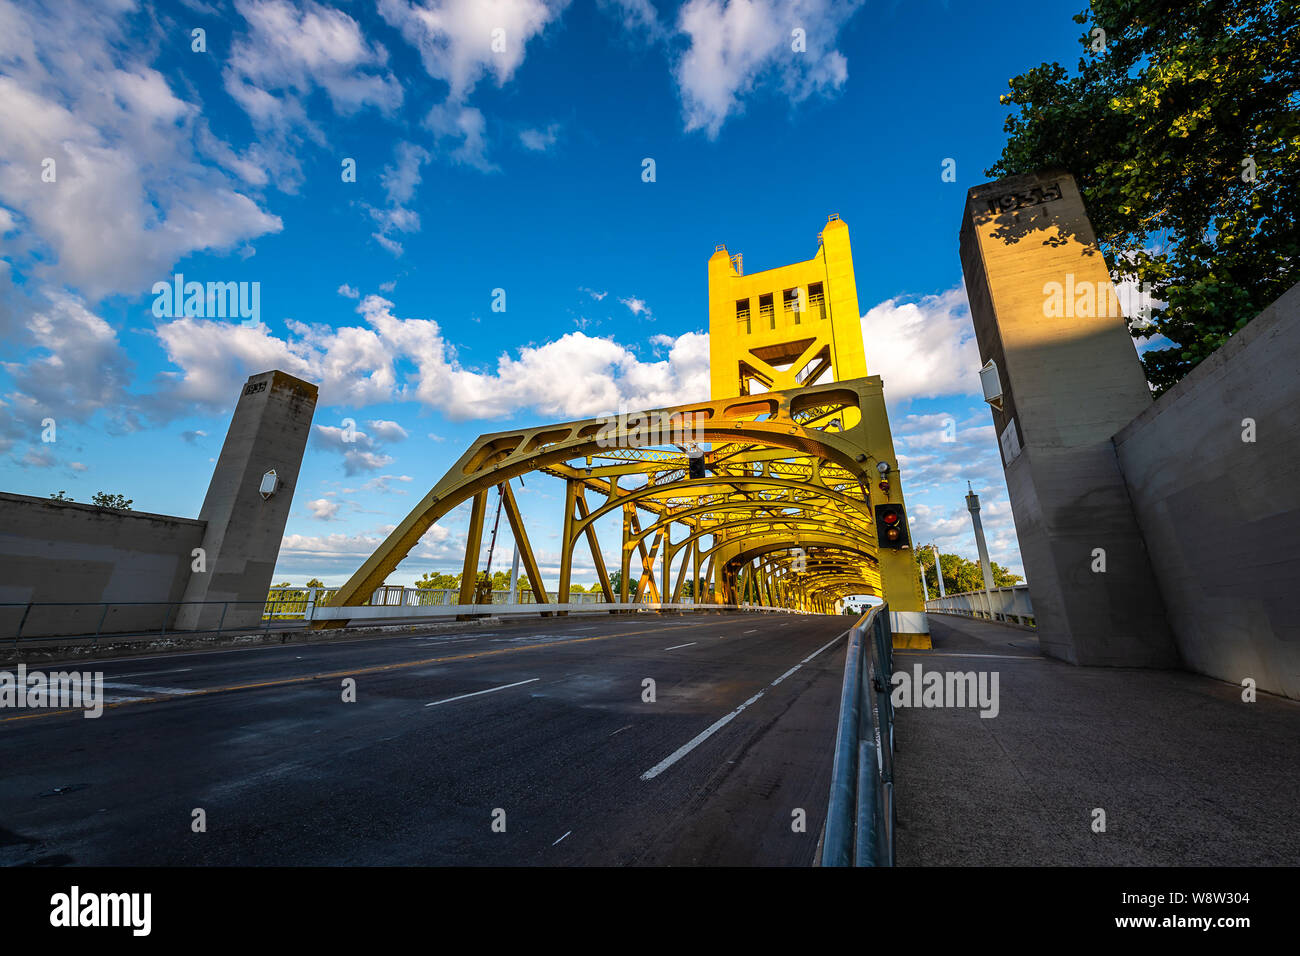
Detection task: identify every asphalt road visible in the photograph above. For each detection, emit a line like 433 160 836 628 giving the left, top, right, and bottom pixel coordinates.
0 612 850 866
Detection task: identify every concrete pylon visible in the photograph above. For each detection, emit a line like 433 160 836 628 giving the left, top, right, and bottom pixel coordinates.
958 171 1177 666
176 370 318 631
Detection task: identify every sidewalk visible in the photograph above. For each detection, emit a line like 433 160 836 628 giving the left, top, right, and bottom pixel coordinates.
893 614 1300 865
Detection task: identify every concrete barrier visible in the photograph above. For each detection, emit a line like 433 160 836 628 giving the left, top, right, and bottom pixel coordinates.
1115 282 1300 699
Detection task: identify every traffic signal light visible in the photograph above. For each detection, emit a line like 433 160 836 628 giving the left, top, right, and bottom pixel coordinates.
874 503 909 549
688 453 706 480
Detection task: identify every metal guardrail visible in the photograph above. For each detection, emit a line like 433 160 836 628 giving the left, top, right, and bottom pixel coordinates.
0 593 806 643
307 600 807 623
822 603 896 867
926 584 1034 626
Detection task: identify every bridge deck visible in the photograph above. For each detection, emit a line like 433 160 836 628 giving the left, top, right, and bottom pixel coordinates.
0 612 848 866
895 614 1300 865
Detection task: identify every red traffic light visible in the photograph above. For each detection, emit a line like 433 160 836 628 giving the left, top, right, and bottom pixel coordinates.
874 503 910 549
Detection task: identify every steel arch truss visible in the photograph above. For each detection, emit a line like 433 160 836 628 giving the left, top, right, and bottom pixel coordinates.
318 375 925 627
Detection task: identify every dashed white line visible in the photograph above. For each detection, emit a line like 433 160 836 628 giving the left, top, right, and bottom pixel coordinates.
108 667 194 680
801 631 848 664
609 724 633 737
425 678 539 707
640 629 849 782
664 642 696 651
553 831 571 846
743 629 758 634
640 689 766 781
770 665 800 686
99 682 198 696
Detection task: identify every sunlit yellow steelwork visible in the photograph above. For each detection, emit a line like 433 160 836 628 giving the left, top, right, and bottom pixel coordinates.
323 216 928 646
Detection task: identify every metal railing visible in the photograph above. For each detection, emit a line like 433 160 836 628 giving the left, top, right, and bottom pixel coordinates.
265 587 653 621
926 584 1034 626
822 603 896 867
0 591 794 642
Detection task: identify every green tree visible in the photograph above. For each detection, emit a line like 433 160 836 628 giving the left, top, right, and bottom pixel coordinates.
49 490 74 501
916 546 1023 595
989 0 1300 393
91 491 133 509
415 571 460 590
306 578 325 589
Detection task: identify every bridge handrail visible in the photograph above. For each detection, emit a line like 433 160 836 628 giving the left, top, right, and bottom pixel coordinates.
925 584 1034 626
822 603 896 867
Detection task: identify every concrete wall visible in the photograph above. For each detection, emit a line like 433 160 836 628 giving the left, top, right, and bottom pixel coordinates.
0 368 317 640
0 493 205 637
1115 282 1300 699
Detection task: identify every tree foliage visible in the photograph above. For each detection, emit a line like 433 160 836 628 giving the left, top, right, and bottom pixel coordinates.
91 491 133 509
989 0 1300 393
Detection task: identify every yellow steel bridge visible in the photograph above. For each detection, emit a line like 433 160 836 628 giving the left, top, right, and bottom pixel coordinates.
319 215 929 647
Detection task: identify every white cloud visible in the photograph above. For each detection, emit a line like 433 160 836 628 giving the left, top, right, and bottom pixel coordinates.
2 294 138 433
599 0 668 40
366 420 409 442
378 0 570 168
307 497 341 520
519 123 560 151
378 0 569 100
224 0 403 140
338 284 360 299
19 447 56 468
619 295 651 317
673 0 863 138
369 141 431 253
861 286 981 402
154 295 711 421
0 0 282 302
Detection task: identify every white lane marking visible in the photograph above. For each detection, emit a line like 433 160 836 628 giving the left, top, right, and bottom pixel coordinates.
640 689 766 781
553 831 571 846
109 667 193 680
99 682 198 696
743 629 757 634
609 724 632 737
801 631 848 664
425 678 539 707
640 629 850 781
664 642 696 651
770 665 800 686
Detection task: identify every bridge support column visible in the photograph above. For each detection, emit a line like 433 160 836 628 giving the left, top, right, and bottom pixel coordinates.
176 371 317 632
959 171 1177 666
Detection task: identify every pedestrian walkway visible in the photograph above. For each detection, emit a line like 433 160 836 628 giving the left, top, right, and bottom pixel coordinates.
894 614 1300 865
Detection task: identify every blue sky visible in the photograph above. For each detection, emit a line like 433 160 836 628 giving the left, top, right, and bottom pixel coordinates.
0 0 1102 589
